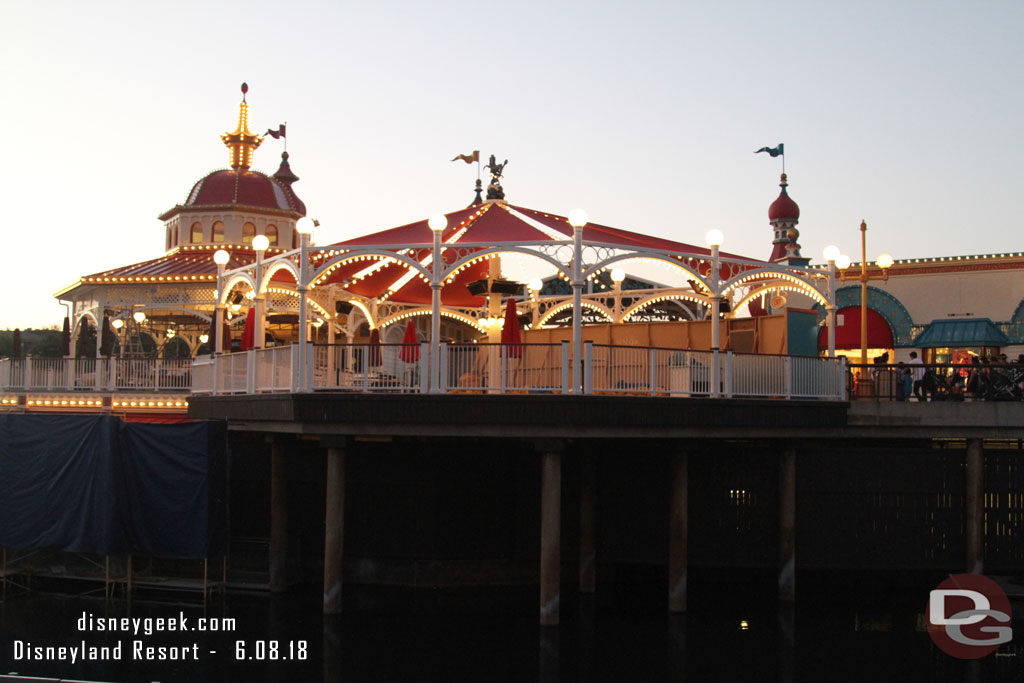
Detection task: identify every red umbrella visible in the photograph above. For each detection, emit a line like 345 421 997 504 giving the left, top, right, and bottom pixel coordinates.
222 320 232 352
500 298 523 358
240 308 256 351
399 319 420 362
368 328 382 368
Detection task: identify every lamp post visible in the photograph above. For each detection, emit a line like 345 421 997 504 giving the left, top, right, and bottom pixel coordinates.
213 249 230 354
295 217 315 392
610 268 625 320
428 213 447 393
837 221 893 366
822 245 840 358
568 209 588 394
705 229 724 397
252 234 270 350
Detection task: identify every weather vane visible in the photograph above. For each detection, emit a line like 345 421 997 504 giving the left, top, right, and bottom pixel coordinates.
485 155 508 200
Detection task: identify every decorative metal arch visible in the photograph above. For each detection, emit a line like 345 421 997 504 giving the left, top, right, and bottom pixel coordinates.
220 273 258 304
443 245 568 282
621 291 710 322
309 248 432 288
581 252 707 289
260 261 299 294
538 299 615 326
376 307 486 333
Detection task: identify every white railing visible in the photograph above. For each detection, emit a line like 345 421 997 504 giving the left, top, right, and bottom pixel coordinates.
441 343 569 394
0 357 194 392
309 343 429 393
254 346 296 393
2 346 847 401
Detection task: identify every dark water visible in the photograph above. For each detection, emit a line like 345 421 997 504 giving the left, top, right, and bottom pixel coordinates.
1 574 1022 682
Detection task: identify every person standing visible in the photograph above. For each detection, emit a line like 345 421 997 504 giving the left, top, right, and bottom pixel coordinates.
909 351 927 401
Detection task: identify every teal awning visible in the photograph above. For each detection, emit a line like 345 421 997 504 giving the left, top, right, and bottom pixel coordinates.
912 318 1010 348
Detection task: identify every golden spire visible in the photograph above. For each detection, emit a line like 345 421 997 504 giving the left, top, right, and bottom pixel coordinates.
220 83 263 171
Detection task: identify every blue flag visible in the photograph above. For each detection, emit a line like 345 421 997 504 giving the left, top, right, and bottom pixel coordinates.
755 144 784 157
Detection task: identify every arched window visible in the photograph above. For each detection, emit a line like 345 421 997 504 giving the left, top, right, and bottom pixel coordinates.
242 222 255 245
266 225 279 246
166 228 172 251
212 221 225 243
190 222 203 243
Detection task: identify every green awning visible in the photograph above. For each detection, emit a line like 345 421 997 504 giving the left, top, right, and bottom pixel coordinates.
912 318 1010 348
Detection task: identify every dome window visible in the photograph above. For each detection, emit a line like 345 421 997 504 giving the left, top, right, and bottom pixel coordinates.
212 221 225 243
266 225 279 246
190 222 203 243
242 222 255 245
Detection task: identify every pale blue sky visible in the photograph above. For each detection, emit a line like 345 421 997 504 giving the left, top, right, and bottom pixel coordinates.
2 0 1022 327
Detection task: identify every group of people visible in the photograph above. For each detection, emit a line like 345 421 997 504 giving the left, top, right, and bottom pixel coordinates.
888 351 1024 401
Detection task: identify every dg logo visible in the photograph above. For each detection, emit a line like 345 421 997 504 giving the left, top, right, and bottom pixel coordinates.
928 574 1013 659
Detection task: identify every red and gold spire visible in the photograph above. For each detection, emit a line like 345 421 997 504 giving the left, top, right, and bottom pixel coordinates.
220 83 263 171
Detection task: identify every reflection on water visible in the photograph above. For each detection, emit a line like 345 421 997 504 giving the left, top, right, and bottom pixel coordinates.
0 573 1021 682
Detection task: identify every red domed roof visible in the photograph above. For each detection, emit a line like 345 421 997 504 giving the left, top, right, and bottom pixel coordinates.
768 174 799 221
184 169 306 215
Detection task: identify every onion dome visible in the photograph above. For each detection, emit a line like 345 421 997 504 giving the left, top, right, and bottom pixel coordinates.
769 173 800 220
183 169 306 215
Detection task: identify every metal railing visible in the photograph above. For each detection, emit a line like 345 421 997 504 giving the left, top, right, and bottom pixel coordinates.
5 345 849 401
0 357 192 392
847 362 1024 402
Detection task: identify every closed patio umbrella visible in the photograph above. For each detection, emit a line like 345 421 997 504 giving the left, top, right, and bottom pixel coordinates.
75 318 92 358
240 308 255 351
500 298 523 358
399 319 420 363
368 328 382 368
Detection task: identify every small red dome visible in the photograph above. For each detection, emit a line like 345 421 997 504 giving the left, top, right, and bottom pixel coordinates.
769 189 799 221
185 169 306 215
768 173 799 221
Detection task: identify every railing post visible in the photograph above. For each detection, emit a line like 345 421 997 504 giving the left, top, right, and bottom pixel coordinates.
420 342 429 393
290 345 300 392
362 346 369 393
784 356 793 399
839 356 848 400
583 341 594 395
246 349 256 394
711 350 720 398
67 357 76 391
438 342 448 393
649 348 657 394
500 350 507 394
561 340 570 395
725 351 733 398
306 343 315 392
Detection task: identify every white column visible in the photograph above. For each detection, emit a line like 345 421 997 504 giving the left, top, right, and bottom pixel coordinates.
298 233 310 392
709 244 721 397
430 227 443 393
826 260 837 358
571 226 584 393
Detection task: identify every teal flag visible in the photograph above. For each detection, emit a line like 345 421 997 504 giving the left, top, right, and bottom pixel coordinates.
755 144 784 157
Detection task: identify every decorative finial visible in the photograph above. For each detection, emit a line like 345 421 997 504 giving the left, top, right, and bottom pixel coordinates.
485 155 508 201
221 85 263 170
780 173 788 190
470 178 483 207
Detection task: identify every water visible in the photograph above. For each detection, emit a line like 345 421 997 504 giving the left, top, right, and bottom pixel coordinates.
1 574 1021 682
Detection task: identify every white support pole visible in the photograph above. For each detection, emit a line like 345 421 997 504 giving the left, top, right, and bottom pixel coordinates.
571 225 584 394
709 244 721 398
430 228 443 393
826 260 837 358
298 233 310 392
255 248 266 350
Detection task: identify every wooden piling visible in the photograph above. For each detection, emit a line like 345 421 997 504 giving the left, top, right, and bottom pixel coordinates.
323 445 347 614
668 450 688 613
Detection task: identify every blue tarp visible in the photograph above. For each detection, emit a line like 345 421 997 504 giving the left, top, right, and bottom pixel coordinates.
0 414 227 558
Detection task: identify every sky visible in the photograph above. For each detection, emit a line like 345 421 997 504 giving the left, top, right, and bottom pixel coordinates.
2 0 1022 328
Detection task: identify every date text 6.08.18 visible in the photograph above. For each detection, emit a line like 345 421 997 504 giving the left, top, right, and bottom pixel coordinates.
234 640 308 660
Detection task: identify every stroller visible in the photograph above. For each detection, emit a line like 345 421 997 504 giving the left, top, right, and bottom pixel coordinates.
973 369 1020 401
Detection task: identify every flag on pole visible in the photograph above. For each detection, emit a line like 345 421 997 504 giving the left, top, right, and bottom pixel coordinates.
754 144 784 157
451 150 479 164
265 124 286 139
